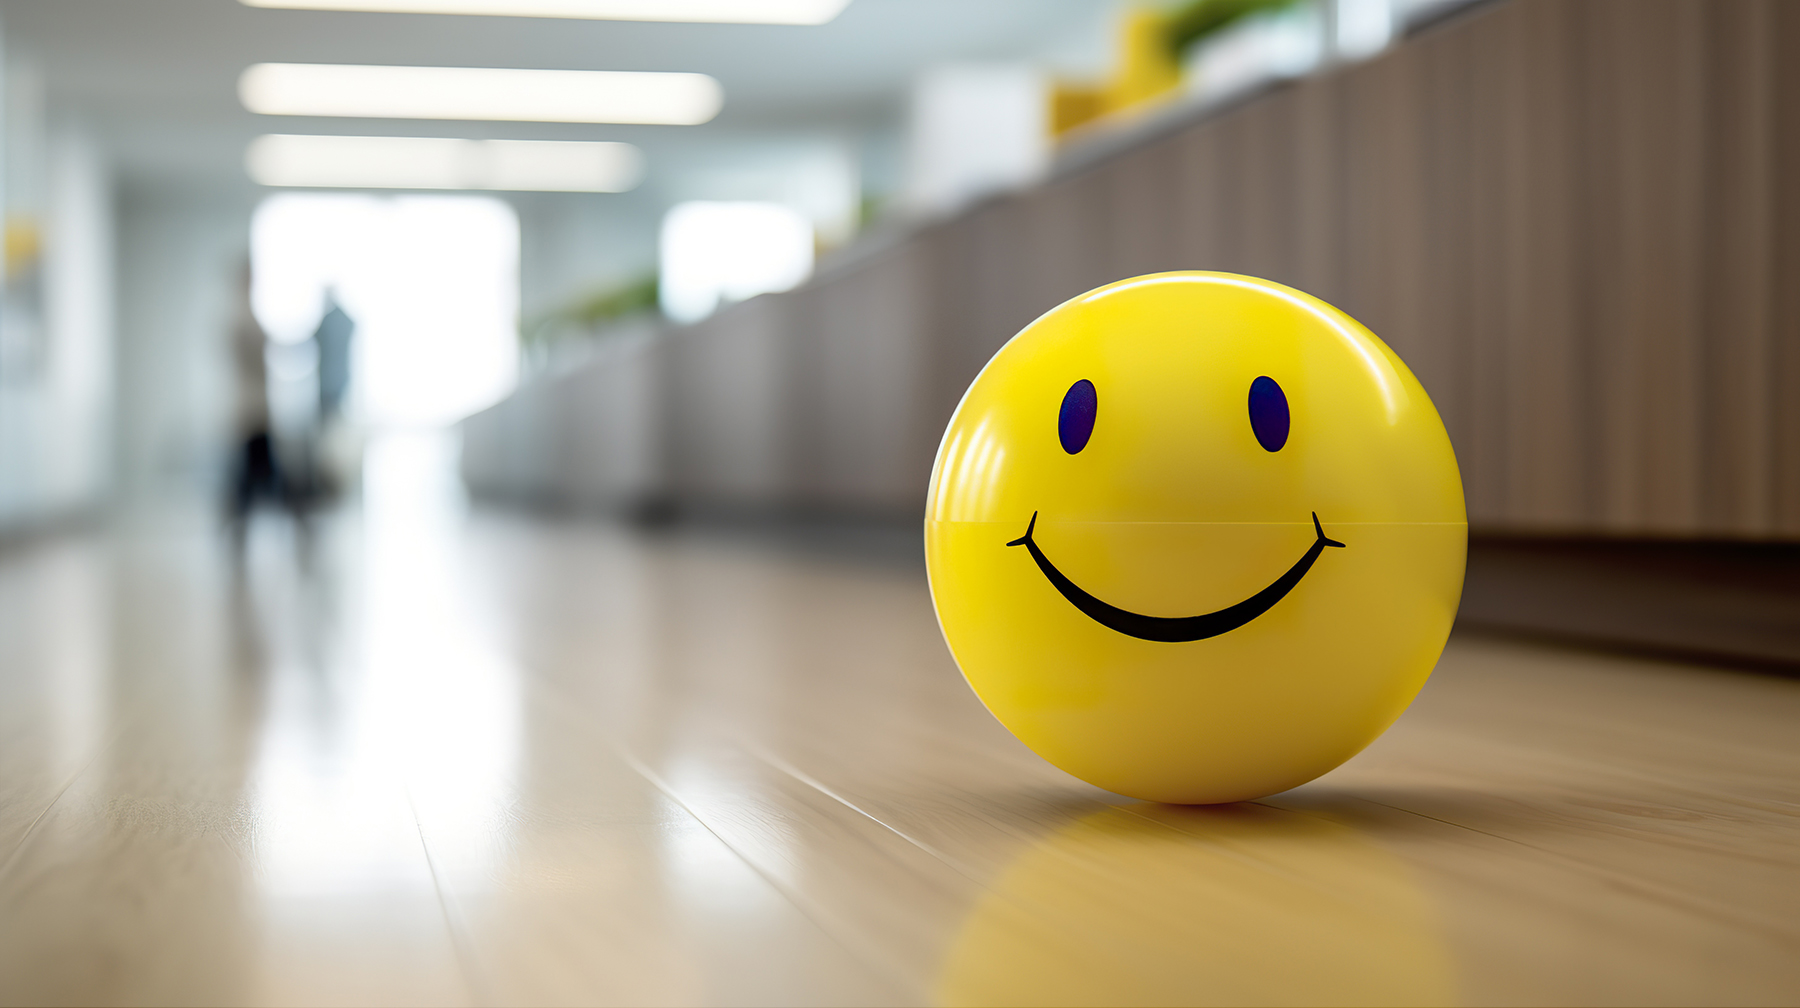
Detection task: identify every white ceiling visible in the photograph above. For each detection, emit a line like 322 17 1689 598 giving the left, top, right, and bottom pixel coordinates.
0 0 1115 190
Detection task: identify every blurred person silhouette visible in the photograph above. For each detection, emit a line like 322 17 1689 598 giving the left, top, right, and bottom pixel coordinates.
226 261 293 545
314 291 353 422
305 291 356 503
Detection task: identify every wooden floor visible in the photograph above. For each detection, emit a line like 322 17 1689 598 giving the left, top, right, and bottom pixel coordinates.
2 451 1797 1006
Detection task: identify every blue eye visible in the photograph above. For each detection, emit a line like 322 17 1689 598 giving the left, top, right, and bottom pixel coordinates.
1248 376 1289 452
1058 379 1097 454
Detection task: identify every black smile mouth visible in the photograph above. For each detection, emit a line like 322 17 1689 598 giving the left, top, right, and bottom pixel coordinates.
1006 513 1346 642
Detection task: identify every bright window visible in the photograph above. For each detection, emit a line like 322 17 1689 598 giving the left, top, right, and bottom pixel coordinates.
250 192 519 428
658 201 814 324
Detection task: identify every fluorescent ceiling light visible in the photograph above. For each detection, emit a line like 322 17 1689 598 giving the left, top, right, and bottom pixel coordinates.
246 135 646 191
240 63 723 124
238 0 850 24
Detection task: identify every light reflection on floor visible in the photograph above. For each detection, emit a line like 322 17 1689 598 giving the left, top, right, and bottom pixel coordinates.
252 434 516 885
238 429 510 1004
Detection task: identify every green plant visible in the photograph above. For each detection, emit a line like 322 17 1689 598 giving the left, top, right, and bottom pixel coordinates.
1164 0 1304 58
565 273 660 329
523 273 660 348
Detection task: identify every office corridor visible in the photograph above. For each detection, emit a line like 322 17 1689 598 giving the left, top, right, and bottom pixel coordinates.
0 436 1794 1007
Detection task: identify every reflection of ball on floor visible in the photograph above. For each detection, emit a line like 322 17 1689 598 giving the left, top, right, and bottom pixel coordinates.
936 803 1457 1007
926 272 1466 803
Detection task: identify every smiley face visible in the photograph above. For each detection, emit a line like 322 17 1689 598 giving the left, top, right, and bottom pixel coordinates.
925 272 1466 804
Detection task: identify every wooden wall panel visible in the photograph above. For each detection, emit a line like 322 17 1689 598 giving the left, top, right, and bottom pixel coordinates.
1455 10 1513 527
1599 1 1707 533
487 0 1800 541
803 246 933 515
548 332 663 511
1496 0 1584 529
1208 105 1257 275
662 296 794 508
1771 1 1800 537
905 0 1800 539
1410 26 1476 486
781 282 828 502
914 220 985 439
1238 87 1302 285
1340 51 1436 410
1699 0 1776 535
1170 122 1231 273
1287 79 1345 308
1098 137 1185 280
1026 170 1118 310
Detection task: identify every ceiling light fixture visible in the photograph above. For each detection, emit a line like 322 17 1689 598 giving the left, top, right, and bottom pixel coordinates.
240 64 723 124
246 134 646 191
238 0 850 25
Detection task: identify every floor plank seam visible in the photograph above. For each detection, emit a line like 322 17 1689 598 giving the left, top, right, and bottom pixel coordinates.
0 723 123 886
616 745 924 1001
1358 798 1800 944
407 786 495 1008
741 741 991 885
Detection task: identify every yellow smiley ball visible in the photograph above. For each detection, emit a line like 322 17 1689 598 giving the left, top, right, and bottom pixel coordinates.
925 272 1466 804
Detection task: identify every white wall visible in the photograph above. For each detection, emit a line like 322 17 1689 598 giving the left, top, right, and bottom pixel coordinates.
513 189 661 327
904 63 1048 217
0 59 119 530
113 183 252 507
37 121 114 513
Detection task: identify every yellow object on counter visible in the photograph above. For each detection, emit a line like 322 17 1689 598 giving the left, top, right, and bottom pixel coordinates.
924 272 1466 804
1105 5 1183 112
1052 5 1183 137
